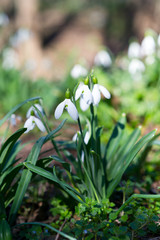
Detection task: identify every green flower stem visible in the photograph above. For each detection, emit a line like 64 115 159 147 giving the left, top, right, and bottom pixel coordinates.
77 117 100 203
115 193 160 216
90 104 96 151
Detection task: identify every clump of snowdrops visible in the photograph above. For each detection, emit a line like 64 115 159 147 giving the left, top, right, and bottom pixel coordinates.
24 73 159 204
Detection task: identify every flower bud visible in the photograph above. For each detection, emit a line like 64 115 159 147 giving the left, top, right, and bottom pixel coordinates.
30 110 34 116
92 76 98 84
84 76 89 85
65 88 71 99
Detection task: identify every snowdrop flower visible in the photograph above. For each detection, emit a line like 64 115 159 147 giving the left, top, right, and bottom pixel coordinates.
55 89 78 121
75 78 93 111
24 115 45 133
128 42 141 59
128 58 145 76
72 130 90 144
94 50 112 68
26 103 44 118
92 76 111 106
140 35 156 57
70 64 88 79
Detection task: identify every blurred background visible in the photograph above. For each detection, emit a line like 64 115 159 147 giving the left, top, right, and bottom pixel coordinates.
1 0 160 79
0 0 160 133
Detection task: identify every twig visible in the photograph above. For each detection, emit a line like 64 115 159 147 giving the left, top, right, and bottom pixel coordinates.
55 219 67 240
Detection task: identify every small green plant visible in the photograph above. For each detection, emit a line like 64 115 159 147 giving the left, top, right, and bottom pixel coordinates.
50 198 72 229
68 197 160 239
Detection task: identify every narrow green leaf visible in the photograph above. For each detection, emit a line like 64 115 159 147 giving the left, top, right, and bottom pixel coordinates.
14 222 76 240
0 97 41 127
104 113 126 165
107 126 141 181
24 162 84 203
107 129 156 198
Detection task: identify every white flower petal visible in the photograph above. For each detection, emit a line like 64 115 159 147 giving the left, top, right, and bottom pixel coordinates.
83 85 93 104
24 116 35 133
92 84 101 105
75 84 84 100
26 104 43 118
81 151 84 163
94 50 112 67
80 97 90 111
54 100 66 119
70 64 88 78
128 42 141 59
34 117 46 132
141 35 156 57
99 85 111 99
66 99 79 121
84 131 90 144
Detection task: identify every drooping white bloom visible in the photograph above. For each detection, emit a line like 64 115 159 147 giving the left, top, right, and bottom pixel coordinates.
26 104 44 118
72 130 90 144
92 84 111 106
128 42 141 59
24 116 45 133
75 82 93 111
55 99 78 121
70 64 88 79
128 58 145 76
140 35 156 57
94 50 112 68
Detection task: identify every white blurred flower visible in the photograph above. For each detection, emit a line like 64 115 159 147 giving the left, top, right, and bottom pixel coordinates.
70 64 88 79
92 84 111 106
0 13 9 26
145 56 155 65
25 59 37 72
94 50 112 68
10 28 32 47
26 104 44 118
128 59 145 76
24 116 45 133
72 130 90 144
140 35 156 57
128 42 141 59
157 34 160 48
75 82 93 111
55 96 78 121
2 48 19 69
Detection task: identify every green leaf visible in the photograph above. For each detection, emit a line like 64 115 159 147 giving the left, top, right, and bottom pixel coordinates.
8 122 65 225
104 114 126 170
24 162 84 203
14 222 76 240
107 129 156 198
0 128 26 172
107 126 141 181
0 97 41 127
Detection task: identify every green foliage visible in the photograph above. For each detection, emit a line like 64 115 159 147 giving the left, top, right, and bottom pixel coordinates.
68 198 160 239
18 225 50 240
50 198 72 229
0 66 58 117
